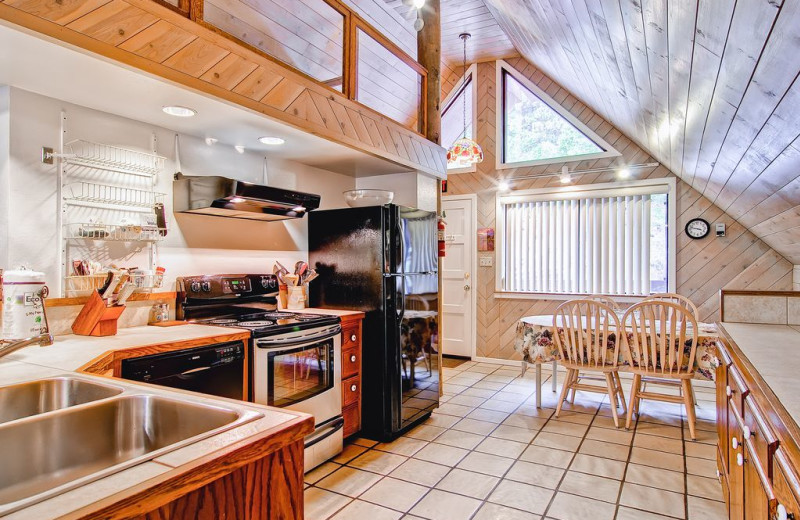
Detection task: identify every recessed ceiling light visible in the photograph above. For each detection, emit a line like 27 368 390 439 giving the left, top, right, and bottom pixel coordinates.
162 105 196 117
234 145 246 154
498 180 511 191
617 167 631 179
259 136 285 146
560 165 571 184
205 137 218 146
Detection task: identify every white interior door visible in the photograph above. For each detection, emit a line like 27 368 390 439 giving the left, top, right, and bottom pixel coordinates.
442 195 476 358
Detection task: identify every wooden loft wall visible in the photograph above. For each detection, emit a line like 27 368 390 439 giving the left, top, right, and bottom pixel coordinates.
0 0 446 177
442 57 792 360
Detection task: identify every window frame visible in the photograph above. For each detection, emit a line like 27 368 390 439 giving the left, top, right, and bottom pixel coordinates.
442 63 478 174
495 60 621 170
494 177 677 299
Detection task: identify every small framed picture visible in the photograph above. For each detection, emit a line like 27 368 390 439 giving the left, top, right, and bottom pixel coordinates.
477 228 494 251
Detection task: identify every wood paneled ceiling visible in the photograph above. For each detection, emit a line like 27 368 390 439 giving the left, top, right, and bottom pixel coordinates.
406 0 800 264
385 0 517 65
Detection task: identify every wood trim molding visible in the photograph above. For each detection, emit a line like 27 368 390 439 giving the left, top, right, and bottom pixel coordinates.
0 0 446 177
45 291 177 308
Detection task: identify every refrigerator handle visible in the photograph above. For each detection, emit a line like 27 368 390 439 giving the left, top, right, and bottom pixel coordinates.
396 217 404 276
399 274 406 320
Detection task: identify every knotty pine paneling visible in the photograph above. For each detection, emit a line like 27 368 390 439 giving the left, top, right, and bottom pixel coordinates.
442 59 792 361
0 0 446 177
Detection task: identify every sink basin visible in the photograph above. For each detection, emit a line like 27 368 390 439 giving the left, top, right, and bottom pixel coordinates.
0 394 255 509
0 377 123 424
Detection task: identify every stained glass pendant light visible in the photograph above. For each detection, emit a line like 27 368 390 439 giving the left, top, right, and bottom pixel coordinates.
447 33 484 168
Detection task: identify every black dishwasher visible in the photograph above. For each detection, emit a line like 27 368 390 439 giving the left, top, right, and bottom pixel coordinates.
120 341 246 401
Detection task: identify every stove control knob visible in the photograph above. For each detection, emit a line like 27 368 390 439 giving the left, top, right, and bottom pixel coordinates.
190 281 201 293
261 278 269 289
269 278 278 289
201 281 211 292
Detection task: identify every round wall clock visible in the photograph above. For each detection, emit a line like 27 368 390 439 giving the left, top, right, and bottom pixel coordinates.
685 218 710 239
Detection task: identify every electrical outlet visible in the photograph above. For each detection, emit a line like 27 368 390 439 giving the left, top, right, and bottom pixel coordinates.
480 257 493 267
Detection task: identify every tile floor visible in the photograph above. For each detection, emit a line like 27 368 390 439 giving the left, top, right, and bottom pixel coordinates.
304 360 726 520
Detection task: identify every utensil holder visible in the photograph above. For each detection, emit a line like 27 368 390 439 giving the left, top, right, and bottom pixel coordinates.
287 285 306 310
71 290 126 336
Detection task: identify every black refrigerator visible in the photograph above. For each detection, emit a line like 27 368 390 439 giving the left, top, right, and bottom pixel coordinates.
309 204 439 441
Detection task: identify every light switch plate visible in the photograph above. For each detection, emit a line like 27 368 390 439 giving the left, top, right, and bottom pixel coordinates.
480 257 493 267
716 223 726 237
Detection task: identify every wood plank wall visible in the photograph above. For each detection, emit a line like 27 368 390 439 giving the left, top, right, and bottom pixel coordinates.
0 0 446 177
442 58 792 360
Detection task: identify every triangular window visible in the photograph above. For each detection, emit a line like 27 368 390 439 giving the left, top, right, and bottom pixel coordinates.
498 61 619 167
442 64 477 171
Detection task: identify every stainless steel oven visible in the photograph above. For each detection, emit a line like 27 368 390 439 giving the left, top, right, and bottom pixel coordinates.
253 324 343 470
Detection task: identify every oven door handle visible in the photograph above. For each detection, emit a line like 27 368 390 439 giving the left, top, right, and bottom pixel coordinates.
256 325 342 348
305 415 344 449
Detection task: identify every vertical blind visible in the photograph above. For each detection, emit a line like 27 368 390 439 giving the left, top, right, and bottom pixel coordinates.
503 194 653 295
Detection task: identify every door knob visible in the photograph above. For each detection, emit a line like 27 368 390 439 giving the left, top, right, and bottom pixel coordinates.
464 284 471 291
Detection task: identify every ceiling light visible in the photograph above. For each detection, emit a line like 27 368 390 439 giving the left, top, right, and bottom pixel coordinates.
162 105 196 117
234 145 245 154
412 0 425 7
205 137 218 146
560 165 571 184
259 136 285 146
498 180 510 191
617 167 631 179
446 33 483 168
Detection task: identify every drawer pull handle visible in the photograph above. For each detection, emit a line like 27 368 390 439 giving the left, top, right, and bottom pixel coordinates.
743 426 752 440
732 437 739 450
350 334 357 342
350 384 357 392
737 453 744 466
726 385 733 397
350 354 357 362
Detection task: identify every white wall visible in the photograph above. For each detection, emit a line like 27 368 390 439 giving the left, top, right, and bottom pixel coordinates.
2 87 356 295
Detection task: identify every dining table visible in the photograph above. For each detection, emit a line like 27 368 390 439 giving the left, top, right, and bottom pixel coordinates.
514 314 721 407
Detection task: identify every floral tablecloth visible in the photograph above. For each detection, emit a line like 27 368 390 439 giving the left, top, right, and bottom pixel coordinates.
514 315 720 381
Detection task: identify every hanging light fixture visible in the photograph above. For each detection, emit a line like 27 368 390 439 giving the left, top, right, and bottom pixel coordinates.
447 33 484 168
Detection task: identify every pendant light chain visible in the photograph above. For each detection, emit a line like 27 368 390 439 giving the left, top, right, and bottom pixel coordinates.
446 33 484 167
462 33 468 139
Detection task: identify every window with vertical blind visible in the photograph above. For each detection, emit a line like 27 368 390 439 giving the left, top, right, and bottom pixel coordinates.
497 179 675 296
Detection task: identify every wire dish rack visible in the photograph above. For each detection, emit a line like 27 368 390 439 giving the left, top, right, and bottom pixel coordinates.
64 272 165 297
65 182 166 208
62 140 166 177
66 223 166 242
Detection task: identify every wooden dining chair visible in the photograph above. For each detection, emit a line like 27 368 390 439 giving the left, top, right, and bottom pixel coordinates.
643 293 699 320
553 299 627 427
621 301 699 439
587 295 622 311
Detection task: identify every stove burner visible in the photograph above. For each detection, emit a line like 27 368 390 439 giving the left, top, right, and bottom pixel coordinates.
237 320 276 327
258 312 297 319
205 319 239 325
294 314 322 321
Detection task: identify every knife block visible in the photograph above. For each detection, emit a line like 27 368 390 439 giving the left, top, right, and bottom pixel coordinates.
72 290 126 336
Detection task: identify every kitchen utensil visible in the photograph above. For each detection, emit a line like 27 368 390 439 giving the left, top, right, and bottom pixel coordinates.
97 271 114 297
284 274 299 287
101 270 122 300
294 261 308 278
154 202 168 237
303 271 319 284
116 282 135 306
274 261 290 276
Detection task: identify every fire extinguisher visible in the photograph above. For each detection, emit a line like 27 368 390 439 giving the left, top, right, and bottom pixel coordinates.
438 211 447 257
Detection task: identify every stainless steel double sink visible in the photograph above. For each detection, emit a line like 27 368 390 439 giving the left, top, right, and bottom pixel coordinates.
0 376 262 514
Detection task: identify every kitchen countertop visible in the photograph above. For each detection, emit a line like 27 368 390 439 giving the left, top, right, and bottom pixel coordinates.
295 307 365 319
719 321 800 426
0 324 310 519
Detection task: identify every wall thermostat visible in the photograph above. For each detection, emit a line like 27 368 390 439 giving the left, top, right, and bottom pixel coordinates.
716 223 726 237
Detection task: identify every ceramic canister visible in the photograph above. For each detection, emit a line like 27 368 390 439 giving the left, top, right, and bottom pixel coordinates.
2 269 47 340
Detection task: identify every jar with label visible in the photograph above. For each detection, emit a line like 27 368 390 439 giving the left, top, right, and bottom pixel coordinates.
148 303 169 324
2 269 47 340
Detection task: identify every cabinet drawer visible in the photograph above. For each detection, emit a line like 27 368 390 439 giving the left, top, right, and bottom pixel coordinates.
774 449 800 520
727 366 749 416
342 403 360 438
342 345 360 380
342 324 360 349
343 375 360 407
743 396 777 472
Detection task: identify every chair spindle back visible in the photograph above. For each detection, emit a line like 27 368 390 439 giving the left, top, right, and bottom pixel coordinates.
553 299 621 369
621 301 698 376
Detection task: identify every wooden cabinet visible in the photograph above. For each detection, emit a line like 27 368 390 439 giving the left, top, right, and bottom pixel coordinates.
716 337 800 520
341 317 363 438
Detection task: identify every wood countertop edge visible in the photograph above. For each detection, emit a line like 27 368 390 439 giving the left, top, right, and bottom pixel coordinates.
716 323 800 466
77 330 252 374
61 413 314 519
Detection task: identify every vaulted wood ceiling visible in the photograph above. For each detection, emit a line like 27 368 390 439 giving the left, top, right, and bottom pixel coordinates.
387 0 800 265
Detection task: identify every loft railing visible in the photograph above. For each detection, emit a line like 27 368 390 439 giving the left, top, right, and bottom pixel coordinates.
153 0 426 135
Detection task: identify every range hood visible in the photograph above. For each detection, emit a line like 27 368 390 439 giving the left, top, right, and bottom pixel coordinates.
173 173 321 222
